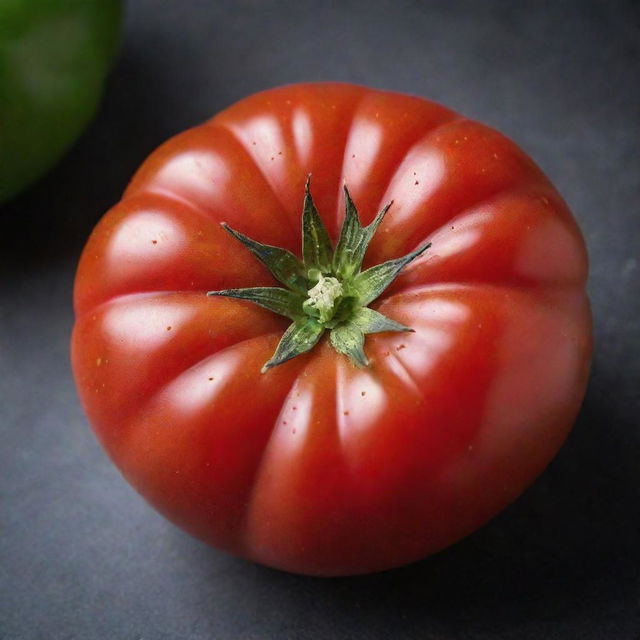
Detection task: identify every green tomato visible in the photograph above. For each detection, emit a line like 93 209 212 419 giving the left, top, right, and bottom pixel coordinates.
0 0 123 203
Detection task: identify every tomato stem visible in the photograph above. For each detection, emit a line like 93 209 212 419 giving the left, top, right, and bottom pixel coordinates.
207 178 430 371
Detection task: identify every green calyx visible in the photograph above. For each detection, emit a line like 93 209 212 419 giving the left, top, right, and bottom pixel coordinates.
207 177 431 372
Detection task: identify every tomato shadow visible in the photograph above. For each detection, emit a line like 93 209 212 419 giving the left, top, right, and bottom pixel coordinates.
183 351 638 636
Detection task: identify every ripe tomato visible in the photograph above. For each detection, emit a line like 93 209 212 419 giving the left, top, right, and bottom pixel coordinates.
72 83 592 576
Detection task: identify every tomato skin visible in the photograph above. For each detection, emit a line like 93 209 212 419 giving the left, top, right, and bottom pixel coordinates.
72 83 592 576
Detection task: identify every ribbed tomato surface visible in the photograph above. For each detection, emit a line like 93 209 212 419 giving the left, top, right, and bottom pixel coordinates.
72 83 591 575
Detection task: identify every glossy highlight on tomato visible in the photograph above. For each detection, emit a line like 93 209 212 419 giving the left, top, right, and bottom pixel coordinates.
72 83 592 576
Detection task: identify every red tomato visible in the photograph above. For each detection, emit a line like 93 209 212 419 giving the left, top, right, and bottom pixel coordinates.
72 83 592 576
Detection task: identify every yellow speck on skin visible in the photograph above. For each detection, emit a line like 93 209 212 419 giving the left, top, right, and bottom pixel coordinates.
96 357 102 366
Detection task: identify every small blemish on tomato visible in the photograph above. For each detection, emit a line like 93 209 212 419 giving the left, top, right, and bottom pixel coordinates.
343 410 349 416
252 141 256 145
414 180 419 185
166 326 172 331
292 428 297 434
283 420 287 425
352 154 356 158
361 391 366 397
396 344 406 351
208 377 214 381
152 240 157 244
96 357 102 366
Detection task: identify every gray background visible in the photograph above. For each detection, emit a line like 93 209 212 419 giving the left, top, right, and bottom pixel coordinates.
1 1 639 638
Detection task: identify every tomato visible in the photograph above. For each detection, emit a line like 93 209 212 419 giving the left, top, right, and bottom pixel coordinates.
71 83 592 576
0 0 122 203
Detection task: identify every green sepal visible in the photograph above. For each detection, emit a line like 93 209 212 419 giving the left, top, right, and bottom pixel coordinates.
222 223 307 293
207 287 304 321
262 319 325 372
353 242 432 306
351 307 413 334
207 180 433 372
329 323 368 367
333 186 392 280
325 295 358 328
302 176 333 273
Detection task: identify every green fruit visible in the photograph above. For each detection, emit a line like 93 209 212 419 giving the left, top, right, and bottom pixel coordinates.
0 0 123 203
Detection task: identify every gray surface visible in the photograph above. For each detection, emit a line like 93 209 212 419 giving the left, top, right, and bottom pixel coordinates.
1 1 639 638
